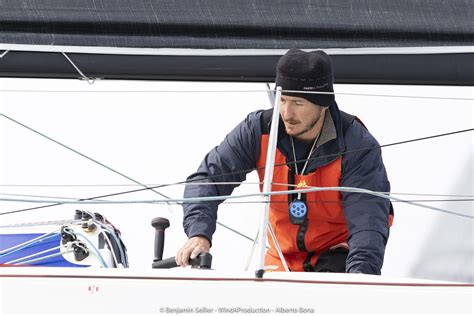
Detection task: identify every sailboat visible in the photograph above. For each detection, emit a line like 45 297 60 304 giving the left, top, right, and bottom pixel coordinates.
0 1 473 314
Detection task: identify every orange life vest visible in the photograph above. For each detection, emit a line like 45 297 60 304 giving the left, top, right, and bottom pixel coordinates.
257 134 350 271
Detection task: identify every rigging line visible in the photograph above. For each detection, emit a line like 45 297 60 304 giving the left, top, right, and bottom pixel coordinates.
283 90 474 101
0 89 472 101
0 220 84 229
0 192 108 201
215 222 254 242
0 229 60 256
8 249 74 266
90 219 128 268
1 183 473 198
2 127 472 216
0 112 253 242
0 113 175 209
6 250 73 266
1 191 472 204
3 245 63 265
388 192 474 198
219 199 474 204
100 231 119 268
0 181 263 187
2 197 472 207
197 199 474 204
102 126 470 195
0 186 472 219
61 52 96 84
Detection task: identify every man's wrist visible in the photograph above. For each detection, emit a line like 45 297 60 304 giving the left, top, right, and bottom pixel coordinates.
188 234 212 247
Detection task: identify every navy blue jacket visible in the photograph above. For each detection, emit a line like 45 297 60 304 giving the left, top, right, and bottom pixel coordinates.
183 102 391 275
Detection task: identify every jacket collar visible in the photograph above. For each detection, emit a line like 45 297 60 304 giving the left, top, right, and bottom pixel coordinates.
276 102 345 171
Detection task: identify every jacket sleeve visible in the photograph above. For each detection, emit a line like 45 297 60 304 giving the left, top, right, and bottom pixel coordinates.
182 110 263 243
340 120 391 275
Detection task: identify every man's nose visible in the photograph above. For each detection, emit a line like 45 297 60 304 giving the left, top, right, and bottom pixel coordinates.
281 104 294 121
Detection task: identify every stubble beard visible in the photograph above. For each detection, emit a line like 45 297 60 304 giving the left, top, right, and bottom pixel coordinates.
287 115 320 138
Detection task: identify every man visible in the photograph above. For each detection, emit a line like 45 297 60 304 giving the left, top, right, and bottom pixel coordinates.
176 49 392 274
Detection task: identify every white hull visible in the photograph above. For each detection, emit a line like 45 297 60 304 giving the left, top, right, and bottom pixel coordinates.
1 267 472 315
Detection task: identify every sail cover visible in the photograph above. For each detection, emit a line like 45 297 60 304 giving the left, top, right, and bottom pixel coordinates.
0 0 472 84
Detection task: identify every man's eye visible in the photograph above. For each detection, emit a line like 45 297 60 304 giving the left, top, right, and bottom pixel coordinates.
295 101 304 106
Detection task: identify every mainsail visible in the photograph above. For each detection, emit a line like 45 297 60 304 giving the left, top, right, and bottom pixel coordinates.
0 0 473 84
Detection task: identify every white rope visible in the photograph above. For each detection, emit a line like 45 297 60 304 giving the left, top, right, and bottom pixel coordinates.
101 231 119 268
0 89 471 101
0 219 83 229
5 245 63 264
0 192 100 201
92 220 128 268
61 52 96 84
2 183 473 198
0 113 176 214
9 249 75 266
1 186 471 219
0 181 262 187
0 218 126 267
0 228 61 255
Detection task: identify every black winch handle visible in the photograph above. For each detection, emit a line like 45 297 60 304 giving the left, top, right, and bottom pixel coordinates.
151 217 212 269
152 253 213 269
151 217 170 262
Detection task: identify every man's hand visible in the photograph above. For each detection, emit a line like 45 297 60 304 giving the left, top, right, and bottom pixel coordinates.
176 236 211 267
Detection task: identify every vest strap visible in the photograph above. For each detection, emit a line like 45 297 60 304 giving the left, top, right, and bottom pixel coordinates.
288 166 309 250
296 218 308 251
303 251 315 272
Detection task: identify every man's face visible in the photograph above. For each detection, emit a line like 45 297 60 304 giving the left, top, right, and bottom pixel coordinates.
279 95 326 140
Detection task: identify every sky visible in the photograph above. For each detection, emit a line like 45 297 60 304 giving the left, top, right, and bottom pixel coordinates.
0 78 472 280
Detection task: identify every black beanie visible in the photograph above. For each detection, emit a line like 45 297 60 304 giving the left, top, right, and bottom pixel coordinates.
275 49 335 108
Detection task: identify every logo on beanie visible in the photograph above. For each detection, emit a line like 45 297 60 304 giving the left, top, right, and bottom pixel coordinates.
303 83 328 90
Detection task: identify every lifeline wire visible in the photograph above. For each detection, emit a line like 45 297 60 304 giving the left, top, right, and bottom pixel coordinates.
0 113 175 211
2 184 473 198
2 83 471 253
1 192 471 205
0 88 472 101
2 182 474 197
1 128 472 216
0 192 105 201
0 186 472 219
1 101 472 250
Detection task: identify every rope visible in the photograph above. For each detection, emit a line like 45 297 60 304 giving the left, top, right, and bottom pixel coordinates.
0 89 472 101
0 186 472 219
1 182 473 198
0 229 61 256
0 113 175 212
101 232 120 268
7 249 74 266
4 245 63 265
1 191 472 205
2 128 470 217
